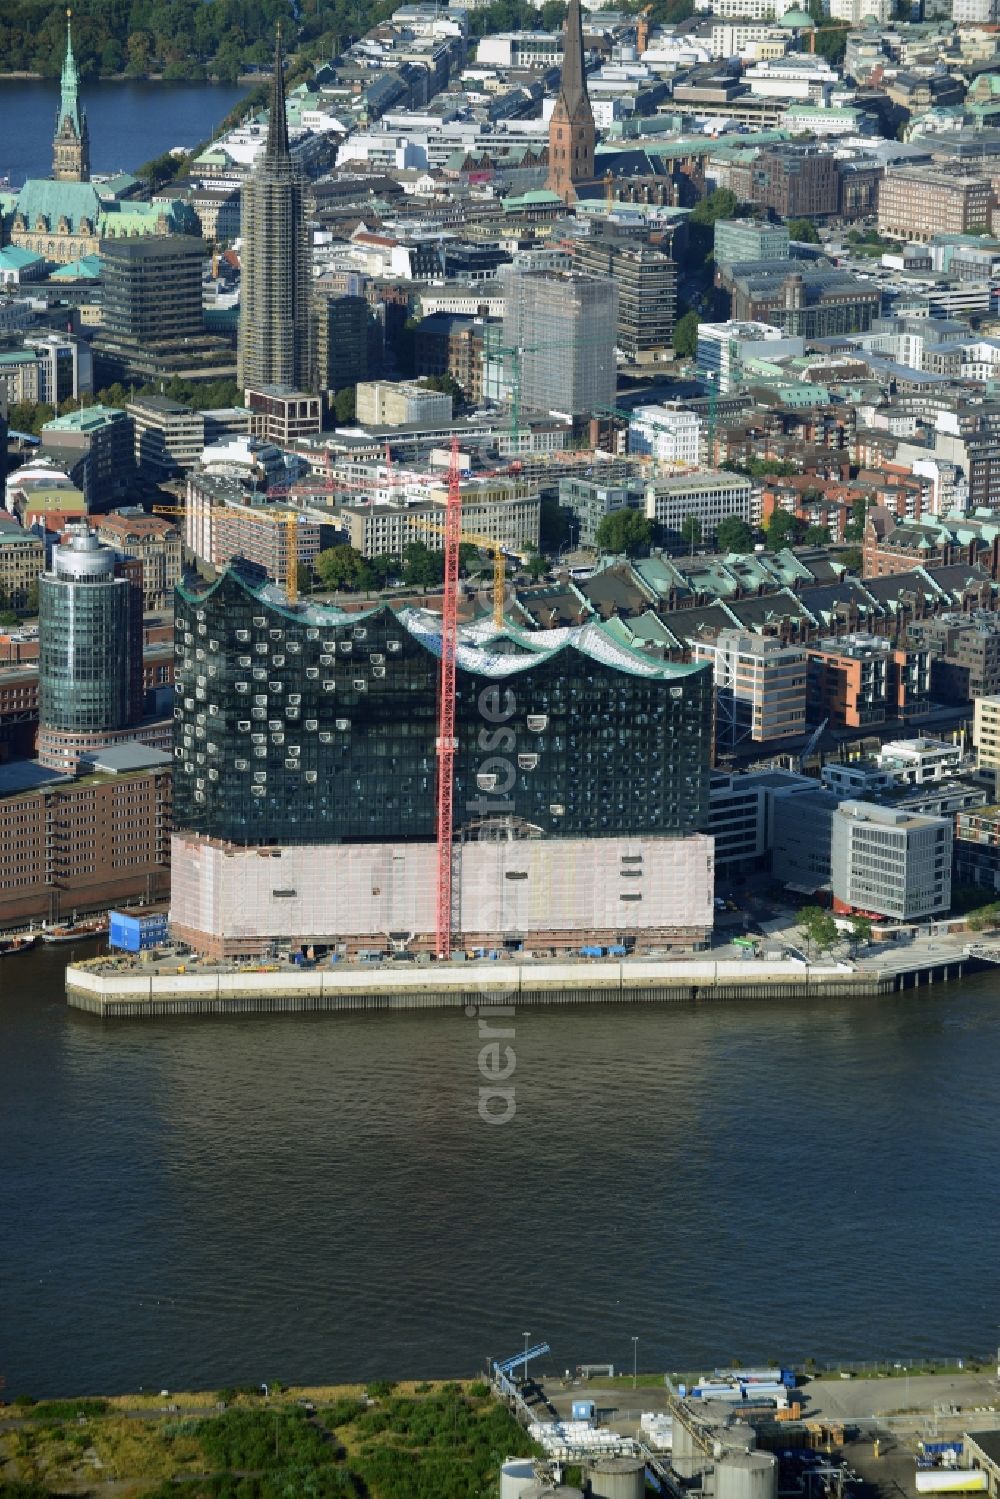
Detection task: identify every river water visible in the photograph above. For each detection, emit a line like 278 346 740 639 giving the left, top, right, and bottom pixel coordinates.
3 946 999 1399
0 80 249 187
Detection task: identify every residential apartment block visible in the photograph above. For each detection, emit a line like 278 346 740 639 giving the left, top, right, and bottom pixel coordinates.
690 630 807 747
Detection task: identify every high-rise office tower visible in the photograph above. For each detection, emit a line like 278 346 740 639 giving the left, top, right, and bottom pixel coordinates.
503 268 617 417
547 0 595 204
52 11 90 183
92 234 222 385
101 236 205 345
38 528 143 772
237 33 313 393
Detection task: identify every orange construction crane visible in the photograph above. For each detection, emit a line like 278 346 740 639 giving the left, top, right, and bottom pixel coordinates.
154 503 301 604
413 516 508 630
434 438 463 960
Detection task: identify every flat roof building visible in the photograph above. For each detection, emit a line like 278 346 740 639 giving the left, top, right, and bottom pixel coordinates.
831 799 952 920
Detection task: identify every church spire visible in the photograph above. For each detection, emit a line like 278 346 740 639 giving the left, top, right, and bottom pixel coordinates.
265 27 290 163
546 0 595 203
558 0 587 119
53 9 90 182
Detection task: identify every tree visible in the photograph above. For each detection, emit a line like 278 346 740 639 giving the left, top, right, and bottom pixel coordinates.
715 515 753 554
967 902 1000 932
690 188 738 226
595 508 654 556
369 553 402 588
787 218 820 244
314 544 369 592
839 545 863 574
333 386 357 424
844 495 869 542
804 523 830 544
766 509 806 551
402 541 444 590
813 21 848 61
797 905 838 954
526 552 547 581
680 514 703 553
673 309 700 359
850 916 873 948
420 372 464 408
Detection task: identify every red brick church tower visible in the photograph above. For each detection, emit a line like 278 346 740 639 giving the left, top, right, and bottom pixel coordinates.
547 0 595 204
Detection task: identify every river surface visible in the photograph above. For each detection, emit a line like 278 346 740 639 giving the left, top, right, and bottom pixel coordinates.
0 80 248 187
4 948 1000 1398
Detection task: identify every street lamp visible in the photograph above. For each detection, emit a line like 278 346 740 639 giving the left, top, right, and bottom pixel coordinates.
524 1331 531 1384
632 1337 638 1389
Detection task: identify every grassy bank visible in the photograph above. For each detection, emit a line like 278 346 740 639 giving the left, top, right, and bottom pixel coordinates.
0 1380 539 1498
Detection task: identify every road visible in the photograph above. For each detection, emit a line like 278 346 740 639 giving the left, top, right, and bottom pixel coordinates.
801 1372 1000 1422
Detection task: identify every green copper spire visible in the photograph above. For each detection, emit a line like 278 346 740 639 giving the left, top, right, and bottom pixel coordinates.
53 7 89 181
60 9 81 134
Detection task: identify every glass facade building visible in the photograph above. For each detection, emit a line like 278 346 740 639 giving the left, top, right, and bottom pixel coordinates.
39 529 141 734
173 567 713 847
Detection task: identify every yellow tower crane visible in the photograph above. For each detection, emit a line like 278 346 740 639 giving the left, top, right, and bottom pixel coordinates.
412 516 508 629
153 504 301 603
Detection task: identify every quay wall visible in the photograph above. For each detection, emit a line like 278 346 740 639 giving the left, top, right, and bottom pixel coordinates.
64 955 967 1019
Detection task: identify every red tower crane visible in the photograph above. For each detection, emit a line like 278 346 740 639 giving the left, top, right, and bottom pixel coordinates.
434 437 463 960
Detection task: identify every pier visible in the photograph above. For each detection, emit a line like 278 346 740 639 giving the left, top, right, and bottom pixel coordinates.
63 950 970 1020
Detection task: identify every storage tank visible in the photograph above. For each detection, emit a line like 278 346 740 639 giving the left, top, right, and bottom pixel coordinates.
586 1457 647 1499
915 1473 988 1493
723 1425 758 1453
501 1458 538 1499
521 1485 585 1499
715 1449 778 1499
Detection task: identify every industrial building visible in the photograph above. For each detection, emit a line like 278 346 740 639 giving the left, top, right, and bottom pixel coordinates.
169 564 715 954
0 747 171 929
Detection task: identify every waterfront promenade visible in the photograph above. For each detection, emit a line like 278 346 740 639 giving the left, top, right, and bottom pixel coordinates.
64 939 974 1018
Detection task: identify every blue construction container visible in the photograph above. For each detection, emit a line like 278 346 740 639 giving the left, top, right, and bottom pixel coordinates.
571 1400 596 1423
109 911 169 952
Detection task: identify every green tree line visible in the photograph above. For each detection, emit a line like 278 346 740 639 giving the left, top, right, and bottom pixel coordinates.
0 0 396 82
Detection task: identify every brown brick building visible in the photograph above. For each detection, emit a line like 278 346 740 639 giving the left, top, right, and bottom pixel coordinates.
749 145 839 219
878 167 995 243
0 752 171 929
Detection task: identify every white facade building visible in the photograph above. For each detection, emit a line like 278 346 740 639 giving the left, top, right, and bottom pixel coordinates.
643 470 754 538
628 405 701 466
696 321 805 393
